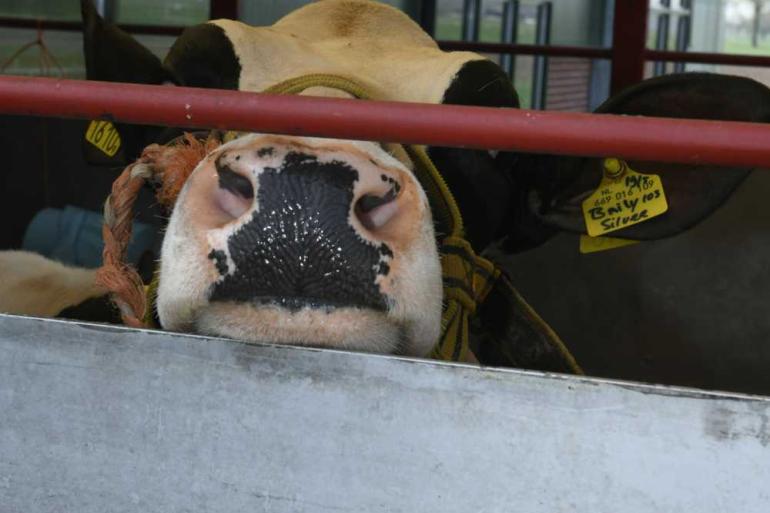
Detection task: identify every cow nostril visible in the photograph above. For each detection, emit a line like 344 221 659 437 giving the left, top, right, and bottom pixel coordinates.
214 156 254 220
217 163 254 200
355 187 399 231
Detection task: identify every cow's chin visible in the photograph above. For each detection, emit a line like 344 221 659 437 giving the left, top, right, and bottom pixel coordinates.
191 302 405 354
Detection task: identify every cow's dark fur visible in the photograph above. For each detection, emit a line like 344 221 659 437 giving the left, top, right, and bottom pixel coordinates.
166 23 242 90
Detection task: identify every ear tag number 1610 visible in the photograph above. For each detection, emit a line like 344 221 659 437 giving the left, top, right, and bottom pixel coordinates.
85 120 122 157
581 158 668 237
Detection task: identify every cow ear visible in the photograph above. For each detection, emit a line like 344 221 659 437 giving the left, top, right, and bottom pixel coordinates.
506 73 770 248
80 0 178 165
430 59 520 250
81 0 176 84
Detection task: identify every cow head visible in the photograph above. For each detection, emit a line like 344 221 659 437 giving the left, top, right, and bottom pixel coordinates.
156 134 441 355
80 0 502 357
81 0 770 366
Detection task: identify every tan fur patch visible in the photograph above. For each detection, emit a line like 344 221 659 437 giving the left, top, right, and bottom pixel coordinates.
0 251 106 317
211 0 487 105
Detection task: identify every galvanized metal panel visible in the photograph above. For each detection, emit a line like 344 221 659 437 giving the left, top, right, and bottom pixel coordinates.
1 313 769 512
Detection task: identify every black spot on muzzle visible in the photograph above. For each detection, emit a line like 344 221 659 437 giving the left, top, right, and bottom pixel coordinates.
209 151 392 311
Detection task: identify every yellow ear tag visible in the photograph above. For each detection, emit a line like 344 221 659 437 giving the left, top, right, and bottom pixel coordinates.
582 158 668 237
85 120 121 157
579 235 639 254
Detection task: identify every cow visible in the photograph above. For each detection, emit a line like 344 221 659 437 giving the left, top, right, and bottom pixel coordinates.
2 0 769 384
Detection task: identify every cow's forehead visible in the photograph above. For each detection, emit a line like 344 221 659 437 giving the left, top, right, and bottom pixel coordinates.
204 0 486 104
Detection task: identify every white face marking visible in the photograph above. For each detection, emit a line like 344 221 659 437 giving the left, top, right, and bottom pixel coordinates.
156 134 442 356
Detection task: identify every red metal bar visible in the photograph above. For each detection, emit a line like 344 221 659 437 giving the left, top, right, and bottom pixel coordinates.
610 0 649 94
645 49 770 67
0 75 769 168
0 16 183 36
437 41 611 59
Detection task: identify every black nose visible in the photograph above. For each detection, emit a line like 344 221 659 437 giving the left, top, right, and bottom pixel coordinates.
208 151 393 311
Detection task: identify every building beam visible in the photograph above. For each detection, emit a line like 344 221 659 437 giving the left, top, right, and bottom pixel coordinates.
610 0 649 94
209 0 238 20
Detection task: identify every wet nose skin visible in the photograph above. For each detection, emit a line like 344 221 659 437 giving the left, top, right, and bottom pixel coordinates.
202 139 417 311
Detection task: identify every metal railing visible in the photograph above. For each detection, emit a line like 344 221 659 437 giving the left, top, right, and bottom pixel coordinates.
1 74 769 168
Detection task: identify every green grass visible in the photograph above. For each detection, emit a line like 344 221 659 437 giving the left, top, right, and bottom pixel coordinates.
0 1 79 21
0 0 207 26
1 30 84 78
723 37 770 55
114 0 207 26
435 16 536 43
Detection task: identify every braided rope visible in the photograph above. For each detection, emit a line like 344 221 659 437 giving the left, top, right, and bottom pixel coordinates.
95 135 220 328
96 161 153 327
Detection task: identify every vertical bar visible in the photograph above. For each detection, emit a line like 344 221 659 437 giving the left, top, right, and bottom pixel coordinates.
610 0 649 94
93 0 106 16
419 0 437 37
531 2 552 110
653 0 671 76
500 0 519 79
674 0 692 73
209 0 239 20
462 0 482 41
94 0 117 22
588 0 615 110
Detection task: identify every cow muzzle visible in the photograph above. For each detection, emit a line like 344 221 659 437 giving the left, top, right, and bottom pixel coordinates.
156 134 441 355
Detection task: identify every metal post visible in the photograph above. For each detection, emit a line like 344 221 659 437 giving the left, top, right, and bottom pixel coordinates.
462 0 482 42
500 1 519 79
610 0 649 94
531 2 552 110
94 0 117 22
674 0 692 73
587 0 614 110
418 0 437 37
653 0 670 76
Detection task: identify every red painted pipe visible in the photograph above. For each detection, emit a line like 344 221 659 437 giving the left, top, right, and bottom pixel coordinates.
1 75 769 168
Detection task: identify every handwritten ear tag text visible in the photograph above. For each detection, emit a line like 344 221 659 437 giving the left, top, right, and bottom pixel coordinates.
85 120 121 157
582 158 668 237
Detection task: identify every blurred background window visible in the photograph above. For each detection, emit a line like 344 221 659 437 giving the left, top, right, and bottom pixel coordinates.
0 0 207 78
646 0 770 90
433 0 613 110
1 1 769 109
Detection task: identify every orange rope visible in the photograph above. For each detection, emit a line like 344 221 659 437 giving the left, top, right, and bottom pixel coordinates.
95 133 221 327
